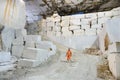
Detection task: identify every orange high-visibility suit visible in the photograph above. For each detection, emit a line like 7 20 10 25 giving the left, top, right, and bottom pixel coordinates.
66 49 72 61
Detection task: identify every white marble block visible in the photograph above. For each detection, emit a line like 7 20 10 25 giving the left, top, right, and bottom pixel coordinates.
98 17 111 24
91 19 97 25
47 31 55 36
12 45 24 58
74 30 84 36
69 25 80 30
109 42 120 53
56 32 62 36
62 27 69 32
112 10 120 16
70 19 81 26
0 52 11 63
96 28 102 34
17 59 40 67
70 14 85 19
62 16 70 21
91 24 102 29
104 11 113 17
46 21 54 27
15 29 27 38
81 24 90 29
54 16 61 22
36 41 56 52
53 26 61 32
81 19 91 25
85 13 97 19
85 29 96 35
108 53 120 80
61 20 69 27
22 48 49 60
62 31 72 37
24 35 41 43
25 42 35 48
97 12 105 18
12 37 24 46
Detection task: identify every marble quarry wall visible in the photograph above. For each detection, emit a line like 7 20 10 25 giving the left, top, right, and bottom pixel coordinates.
40 7 120 50
0 0 26 29
100 18 120 80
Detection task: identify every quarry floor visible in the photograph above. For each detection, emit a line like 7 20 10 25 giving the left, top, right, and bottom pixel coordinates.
10 42 103 80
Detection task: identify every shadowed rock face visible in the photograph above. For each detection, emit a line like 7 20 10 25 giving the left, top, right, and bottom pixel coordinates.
24 0 120 17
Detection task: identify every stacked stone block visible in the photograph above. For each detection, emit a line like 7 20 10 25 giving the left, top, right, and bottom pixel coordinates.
40 7 120 37
11 29 56 68
108 42 120 80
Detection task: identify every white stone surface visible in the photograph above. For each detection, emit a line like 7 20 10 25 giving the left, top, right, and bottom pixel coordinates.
81 24 90 29
50 35 98 50
56 32 62 37
46 17 53 22
62 27 69 32
104 11 113 17
36 41 56 51
62 31 72 37
96 28 102 34
1 27 15 51
0 64 16 72
109 42 120 53
0 52 11 63
25 42 35 48
22 48 49 60
70 19 81 26
46 21 54 27
47 31 55 36
53 13 60 18
70 14 85 19
12 37 24 46
69 25 80 30
108 53 120 80
62 16 70 20
98 17 111 24
61 20 69 27
85 13 97 19
17 59 40 68
53 14 61 22
112 10 120 16
12 45 24 58
85 29 96 35
74 30 84 36
15 29 27 38
46 26 52 31
91 19 97 25
98 27 107 52
0 0 26 28
81 19 90 25
53 26 61 32
105 18 120 42
91 24 102 29
24 35 41 43
97 12 105 18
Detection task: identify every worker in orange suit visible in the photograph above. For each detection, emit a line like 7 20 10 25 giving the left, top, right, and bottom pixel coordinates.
66 48 72 62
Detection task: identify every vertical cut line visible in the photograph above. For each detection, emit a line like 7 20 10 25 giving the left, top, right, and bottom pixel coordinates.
6 0 12 22
3 0 10 21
